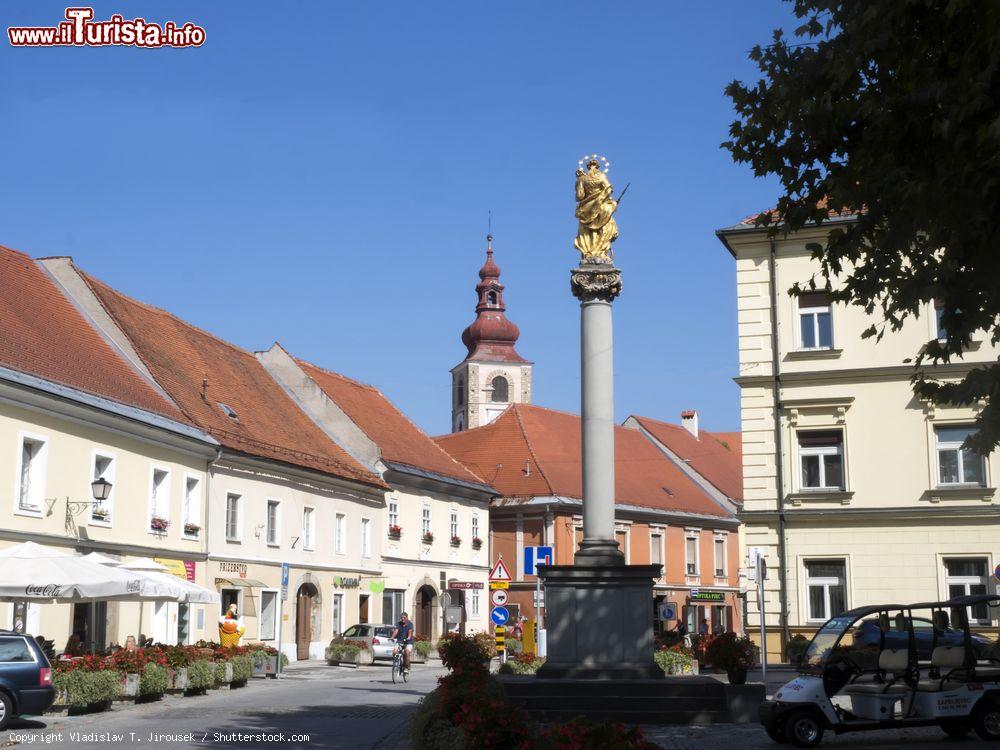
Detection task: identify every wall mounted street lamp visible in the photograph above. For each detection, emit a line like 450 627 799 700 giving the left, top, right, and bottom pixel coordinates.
65 478 114 530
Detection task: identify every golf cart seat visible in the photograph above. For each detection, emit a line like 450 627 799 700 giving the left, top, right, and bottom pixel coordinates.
916 645 968 691
844 649 911 696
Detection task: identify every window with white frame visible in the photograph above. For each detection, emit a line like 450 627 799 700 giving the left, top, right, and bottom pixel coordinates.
16 435 47 514
182 476 200 536
934 300 947 341
361 518 371 558
798 430 845 490
335 512 346 554
266 499 280 546
935 425 986 486
450 510 458 539
149 468 170 530
944 558 990 624
472 515 480 542
225 493 241 541
303 507 316 551
388 499 399 529
332 593 343 635
259 590 278 640
798 290 833 349
90 452 115 523
685 532 699 576
470 589 480 616
805 559 847 622
421 506 431 536
650 531 663 568
714 534 727 577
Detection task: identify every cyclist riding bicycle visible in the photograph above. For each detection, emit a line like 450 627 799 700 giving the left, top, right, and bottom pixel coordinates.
391 612 415 671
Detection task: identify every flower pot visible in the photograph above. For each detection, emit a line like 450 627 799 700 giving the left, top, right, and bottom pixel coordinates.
173 667 189 691
726 666 748 685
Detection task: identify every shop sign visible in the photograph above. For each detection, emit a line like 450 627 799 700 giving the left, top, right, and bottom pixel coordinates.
219 561 247 578
447 581 484 590
368 579 385 594
333 575 360 589
689 590 726 603
156 558 196 582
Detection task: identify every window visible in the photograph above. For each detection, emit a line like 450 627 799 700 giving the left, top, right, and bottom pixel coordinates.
456 377 465 407
91 453 115 523
388 499 398 529
220 589 240 618
798 430 845 490
421 506 431 536
382 590 404 625
335 512 346 554
332 593 343 636
798 290 833 349
685 532 699 576
650 532 663 567
149 468 170 529
936 425 986 486
714 535 727 577
805 560 847 622
259 591 277 640
182 476 200 535
935 300 947 341
15 435 47 514
225 494 241 541
303 507 316 551
487 291 497 305
472 515 480 541
470 590 480 616
944 558 989 624
0 637 33 663
177 603 190 645
450 510 458 539
361 518 371 558
266 500 280 546
491 376 509 403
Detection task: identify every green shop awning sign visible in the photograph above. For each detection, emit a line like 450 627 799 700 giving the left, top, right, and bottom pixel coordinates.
689 590 726 603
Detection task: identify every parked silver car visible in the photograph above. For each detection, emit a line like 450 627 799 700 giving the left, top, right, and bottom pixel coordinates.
333 624 397 664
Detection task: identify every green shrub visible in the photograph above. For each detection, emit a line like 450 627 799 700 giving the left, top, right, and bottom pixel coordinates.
280 652 289 668
787 633 810 664
139 663 168 697
214 660 231 685
231 654 253 684
414 640 433 658
410 689 468 750
326 643 360 663
54 669 120 708
505 637 522 654
187 659 214 690
654 649 695 675
498 655 545 675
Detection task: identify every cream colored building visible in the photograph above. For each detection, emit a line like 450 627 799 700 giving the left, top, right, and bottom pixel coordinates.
718 216 1000 659
0 248 219 650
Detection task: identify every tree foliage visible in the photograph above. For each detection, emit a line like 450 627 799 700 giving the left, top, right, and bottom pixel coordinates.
724 0 1000 452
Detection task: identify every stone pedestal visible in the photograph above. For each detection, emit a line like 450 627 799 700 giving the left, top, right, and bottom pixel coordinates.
535 563 662 679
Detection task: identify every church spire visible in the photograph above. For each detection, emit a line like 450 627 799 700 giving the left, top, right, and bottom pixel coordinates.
460 236 526 363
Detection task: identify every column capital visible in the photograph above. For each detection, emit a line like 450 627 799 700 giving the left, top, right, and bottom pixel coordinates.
570 264 622 303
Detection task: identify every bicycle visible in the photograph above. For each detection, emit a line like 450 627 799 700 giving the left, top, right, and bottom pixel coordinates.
391 644 409 683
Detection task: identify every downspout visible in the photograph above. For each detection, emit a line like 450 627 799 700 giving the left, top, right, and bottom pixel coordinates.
768 237 791 656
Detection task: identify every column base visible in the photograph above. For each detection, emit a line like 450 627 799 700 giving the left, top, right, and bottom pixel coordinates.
535 563 662 680
573 538 625 567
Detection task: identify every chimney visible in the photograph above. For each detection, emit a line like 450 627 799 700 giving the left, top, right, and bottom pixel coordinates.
681 410 699 439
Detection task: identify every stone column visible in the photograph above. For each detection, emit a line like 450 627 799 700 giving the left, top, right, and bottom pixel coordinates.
572 264 625 566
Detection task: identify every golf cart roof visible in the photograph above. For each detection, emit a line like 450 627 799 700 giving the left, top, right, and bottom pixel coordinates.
908 593 1000 610
838 604 907 619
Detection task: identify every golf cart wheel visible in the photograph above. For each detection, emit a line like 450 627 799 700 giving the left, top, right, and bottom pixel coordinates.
0 690 11 731
785 709 825 749
973 700 1000 741
940 719 971 738
765 723 788 744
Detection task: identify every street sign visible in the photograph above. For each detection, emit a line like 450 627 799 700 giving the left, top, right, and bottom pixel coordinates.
489 557 512 582
658 602 677 621
533 590 544 608
491 589 508 606
994 563 1000 582
489 581 509 590
495 625 505 656
280 562 290 601
490 606 510 626
523 545 554 576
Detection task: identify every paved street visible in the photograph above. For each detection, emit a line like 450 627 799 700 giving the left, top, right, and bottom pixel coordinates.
2 662 444 749
4 663 996 750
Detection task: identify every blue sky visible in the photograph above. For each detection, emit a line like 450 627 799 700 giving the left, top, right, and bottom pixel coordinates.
2 1 795 436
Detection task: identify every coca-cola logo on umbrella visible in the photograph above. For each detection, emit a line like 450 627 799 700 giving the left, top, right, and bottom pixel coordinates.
25 584 61 597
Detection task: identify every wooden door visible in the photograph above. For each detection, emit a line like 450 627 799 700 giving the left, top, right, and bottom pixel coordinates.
359 594 369 624
296 588 312 660
417 588 433 641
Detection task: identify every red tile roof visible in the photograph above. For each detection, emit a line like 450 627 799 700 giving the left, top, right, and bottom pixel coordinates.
739 197 859 226
629 415 743 502
79 269 386 488
0 246 188 422
296 359 491 487
435 404 731 518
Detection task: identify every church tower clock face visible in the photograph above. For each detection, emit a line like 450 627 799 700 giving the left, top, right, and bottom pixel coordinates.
451 236 532 432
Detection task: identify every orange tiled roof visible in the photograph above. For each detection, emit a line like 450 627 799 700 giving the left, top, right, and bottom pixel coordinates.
79 269 386 489
630 415 743 503
435 404 731 518
297 359 491 487
0 246 188 422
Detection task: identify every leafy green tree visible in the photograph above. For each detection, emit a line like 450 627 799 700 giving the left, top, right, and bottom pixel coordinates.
724 0 1000 452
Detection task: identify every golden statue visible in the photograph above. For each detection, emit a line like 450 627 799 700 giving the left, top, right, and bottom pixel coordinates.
574 155 619 264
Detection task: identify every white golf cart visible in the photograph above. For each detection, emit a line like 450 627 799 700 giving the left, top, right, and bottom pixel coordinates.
760 594 1000 747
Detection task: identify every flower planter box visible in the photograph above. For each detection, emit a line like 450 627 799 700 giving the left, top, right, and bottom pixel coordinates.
122 673 140 698
252 653 279 677
169 667 189 691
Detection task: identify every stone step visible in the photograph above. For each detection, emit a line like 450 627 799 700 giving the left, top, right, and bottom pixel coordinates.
512 695 728 713
524 708 734 725
500 677 725 699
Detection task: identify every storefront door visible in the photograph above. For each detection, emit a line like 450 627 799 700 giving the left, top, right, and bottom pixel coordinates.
296 584 316 660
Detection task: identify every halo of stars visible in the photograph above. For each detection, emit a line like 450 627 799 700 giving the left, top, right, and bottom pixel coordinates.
577 153 610 173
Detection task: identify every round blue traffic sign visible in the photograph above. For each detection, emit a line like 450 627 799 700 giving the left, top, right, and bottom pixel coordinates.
490 606 509 626
995 563 1000 582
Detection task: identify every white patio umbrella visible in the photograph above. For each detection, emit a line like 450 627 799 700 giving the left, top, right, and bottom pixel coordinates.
0 542 176 602
114 558 218 604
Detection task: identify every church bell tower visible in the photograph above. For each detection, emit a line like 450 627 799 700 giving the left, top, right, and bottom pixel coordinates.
451 236 532 432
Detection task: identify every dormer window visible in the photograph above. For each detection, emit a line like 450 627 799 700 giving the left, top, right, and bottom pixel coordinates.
218 403 239 422
491 376 509 403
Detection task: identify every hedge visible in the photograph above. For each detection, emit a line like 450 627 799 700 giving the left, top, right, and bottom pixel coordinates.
231 654 252 684
139 663 169 697
654 649 696 675
414 640 433 658
53 669 120 708
326 643 360 663
187 659 214 690
214 660 231 685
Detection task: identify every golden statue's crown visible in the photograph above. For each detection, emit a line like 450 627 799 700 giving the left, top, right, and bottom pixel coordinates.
578 153 610 173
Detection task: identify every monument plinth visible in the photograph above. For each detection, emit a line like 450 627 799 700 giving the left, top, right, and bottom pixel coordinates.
535 155 661 680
